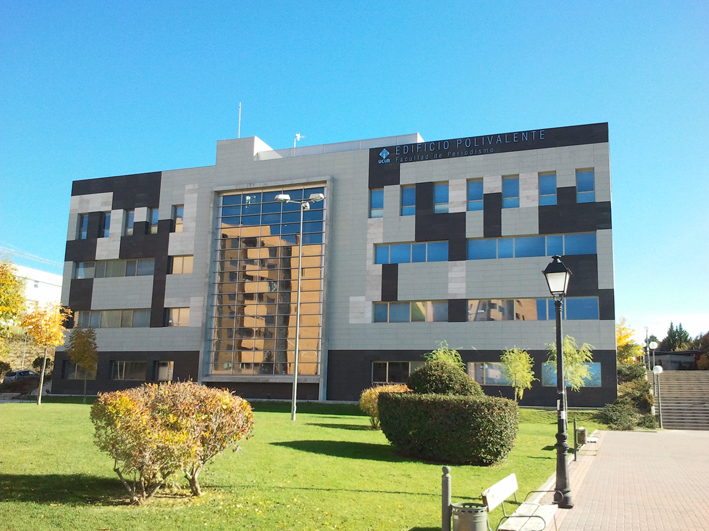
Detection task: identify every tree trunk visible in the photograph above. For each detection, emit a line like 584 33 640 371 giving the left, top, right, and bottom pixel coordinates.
83 375 87 404
36 347 47 406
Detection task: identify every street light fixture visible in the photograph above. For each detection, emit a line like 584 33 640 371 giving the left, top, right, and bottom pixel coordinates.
542 255 573 509
276 192 325 421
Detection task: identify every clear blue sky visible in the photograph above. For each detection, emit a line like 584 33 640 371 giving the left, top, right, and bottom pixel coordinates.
1 1 707 342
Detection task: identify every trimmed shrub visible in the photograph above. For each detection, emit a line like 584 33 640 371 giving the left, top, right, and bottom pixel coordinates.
598 402 639 431
378 392 518 465
637 413 658 429
618 378 653 413
359 384 410 429
91 382 253 503
617 361 647 384
406 360 483 396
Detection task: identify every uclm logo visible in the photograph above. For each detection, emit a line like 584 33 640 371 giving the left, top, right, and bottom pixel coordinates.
378 148 390 164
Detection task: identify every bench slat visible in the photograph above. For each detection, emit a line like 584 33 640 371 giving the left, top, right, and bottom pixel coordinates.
498 502 557 531
482 473 518 512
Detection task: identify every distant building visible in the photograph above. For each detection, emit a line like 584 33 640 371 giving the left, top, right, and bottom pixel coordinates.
54 122 617 406
14 265 62 306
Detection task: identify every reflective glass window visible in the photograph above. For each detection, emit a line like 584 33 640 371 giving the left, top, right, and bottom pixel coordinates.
498 238 513 258
536 299 548 320
401 186 416 216
434 183 449 214
133 310 151 327
566 297 599 320
374 304 388 322
547 235 563 256
564 233 596 255
89 311 101 328
411 301 426 322
222 195 241 206
502 176 519 208
387 362 409 383
467 180 483 211
427 241 448 262
137 258 155 276
370 189 384 218
102 310 122 328
149 208 159 234
389 303 410 322
411 243 426 262
375 245 389 264
543 362 601 387
124 210 134 236
78 214 89 240
469 362 511 385
431 301 448 322
539 173 557 206
104 261 125 278
125 260 137 276
390 244 411 264
372 362 387 382
515 236 546 257
468 239 496 260
76 262 95 279
172 205 184 233
100 212 111 238
576 170 595 203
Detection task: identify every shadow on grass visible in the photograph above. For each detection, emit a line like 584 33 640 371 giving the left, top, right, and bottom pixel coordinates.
0 473 125 504
250 401 364 416
409 528 440 531
271 440 408 462
307 422 372 431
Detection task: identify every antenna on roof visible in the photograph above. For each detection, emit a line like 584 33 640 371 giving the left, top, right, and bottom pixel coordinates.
238 102 242 138
294 133 305 148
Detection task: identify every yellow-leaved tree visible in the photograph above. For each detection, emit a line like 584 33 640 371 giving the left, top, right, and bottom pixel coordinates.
21 302 71 405
616 317 643 362
500 347 538 401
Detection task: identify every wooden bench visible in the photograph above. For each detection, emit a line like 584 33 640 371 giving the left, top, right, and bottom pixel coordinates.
482 473 558 531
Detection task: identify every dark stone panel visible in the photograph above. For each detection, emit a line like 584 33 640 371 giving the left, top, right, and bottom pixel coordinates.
326 348 616 407
599 289 615 321
211 382 319 401
557 186 577 206
448 234 467 261
483 193 502 238
559 255 598 296
72 172 162 210
539 200 612 234
65 239 97 262
150 220 172 327
368 150 400 188
87 212 103 239
68 279 93 311
448 299 468 322
381 264 398 302
415 182 434 215
415 212 466 243
51 350 200 395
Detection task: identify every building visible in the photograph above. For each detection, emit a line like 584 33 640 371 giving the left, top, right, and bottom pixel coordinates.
54 122 617 407
15 265 62 306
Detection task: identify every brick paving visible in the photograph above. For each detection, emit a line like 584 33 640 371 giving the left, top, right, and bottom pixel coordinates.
541 430 709 531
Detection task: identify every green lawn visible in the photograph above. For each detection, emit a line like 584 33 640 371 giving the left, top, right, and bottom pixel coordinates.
0 400 605 531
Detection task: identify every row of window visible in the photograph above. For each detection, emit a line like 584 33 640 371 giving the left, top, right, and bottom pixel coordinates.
374 232 596 265
62 360 175 382
77 205 184 240
74 308 190 328
73 256 193 279
369 170 596 218
372 360 601 387
373 297 600 323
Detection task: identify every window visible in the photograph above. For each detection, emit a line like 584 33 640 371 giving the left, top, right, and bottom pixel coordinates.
369 189 383 218
502 176 519 208
564 233 596 255
565 297 600 320
468 299 514 321
99 212 111 238
542 362 601 387
469 362 510 386
373 301 448 323
148 208 159 234
467 179 483 211
153 361 174 381
110 361 147 380
169 255 194 274
401 186 415 216
124 210 134 236
466 297 598 321
539 172 557 206
62 360 96 380
374 241 449 264
74 258 154 279
74 309 151 328
78 214 89 240
434 182 448 214
576 169 595 203
75 262 95 279
172 205 184 233
372 361 425 385
467 233 597 260
165 307 190 327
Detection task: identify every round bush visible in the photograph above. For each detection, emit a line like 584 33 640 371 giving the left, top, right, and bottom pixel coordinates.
378 392 519 465
359 384 410 429
406 360 483 396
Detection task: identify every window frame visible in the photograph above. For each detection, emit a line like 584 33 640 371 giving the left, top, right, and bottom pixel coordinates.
77 214 89 240
434 182 449 214
539 172 557 206
576 169 595 203
148 208 159 234
124 210 135 236
467 179 484 211
502 175 520 209
369 189 384 218
400 185 416 216
172 205 184 233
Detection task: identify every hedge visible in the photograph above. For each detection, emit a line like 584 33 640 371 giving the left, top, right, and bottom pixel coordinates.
378 392 519 465
406 359 483 396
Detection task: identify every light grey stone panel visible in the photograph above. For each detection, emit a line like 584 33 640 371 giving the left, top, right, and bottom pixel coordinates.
501 206 539 236
466 210 484 238
449 178 467 213
91 276 154 310
95 327 203 352
68 192 113 240
396 262 449 301
448 261 466 298
597 229 614 289
484 174 502 194
519 172 538 208
60 262 72 305
383 213 415 243
134 207 148 223
466 257 552 299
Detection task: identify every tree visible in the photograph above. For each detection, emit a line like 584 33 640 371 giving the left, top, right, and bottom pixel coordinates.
659 322 691 351
65 325 98 403
616 317 643 362
423 340 464 370
20 302 71 405
499 348 537 401
0 260 25 349
546 335 594 392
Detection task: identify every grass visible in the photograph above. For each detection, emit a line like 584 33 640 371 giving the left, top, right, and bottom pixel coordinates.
0 400 605 531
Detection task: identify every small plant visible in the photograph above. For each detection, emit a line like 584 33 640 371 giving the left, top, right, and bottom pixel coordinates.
91 382 253 504
617 361 647 384
598 402 639 431
359 384 410 429
500 348 537 401
617 378 653 413
546 335 594 391
407 360 483 396
637 414 658 429
423 341 464 370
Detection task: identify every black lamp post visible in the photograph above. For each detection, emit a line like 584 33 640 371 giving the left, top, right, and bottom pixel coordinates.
542 255 573 509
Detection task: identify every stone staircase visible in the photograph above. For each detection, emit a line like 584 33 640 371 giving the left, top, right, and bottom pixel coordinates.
654 371 709 430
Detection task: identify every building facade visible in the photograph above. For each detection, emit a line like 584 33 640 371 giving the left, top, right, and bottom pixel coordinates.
54 122 617 407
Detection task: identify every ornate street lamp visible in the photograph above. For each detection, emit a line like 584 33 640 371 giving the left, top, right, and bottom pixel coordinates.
276 192 325 421
542 255 573 509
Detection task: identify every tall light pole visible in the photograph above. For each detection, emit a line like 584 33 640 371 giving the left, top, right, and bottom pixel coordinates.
543 255 573 509
653 365 664 428
276 192 324 421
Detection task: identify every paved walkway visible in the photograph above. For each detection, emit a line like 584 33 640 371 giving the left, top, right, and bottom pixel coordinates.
541 430 709 531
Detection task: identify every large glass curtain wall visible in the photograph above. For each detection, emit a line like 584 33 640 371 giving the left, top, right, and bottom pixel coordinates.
211 186 326 377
